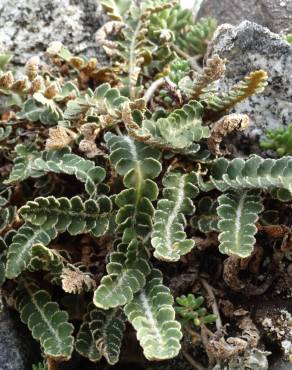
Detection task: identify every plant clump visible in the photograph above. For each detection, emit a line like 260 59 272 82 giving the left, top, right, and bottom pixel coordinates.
0 1 291 369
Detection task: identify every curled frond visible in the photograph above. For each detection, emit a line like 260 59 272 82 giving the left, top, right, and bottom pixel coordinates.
152 171 198 262
45 126 77 151
207 113 250 155
217 191 264 257
124 268 182 360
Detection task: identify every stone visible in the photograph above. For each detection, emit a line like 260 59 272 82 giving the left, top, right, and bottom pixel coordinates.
207 21 292 148
0 0 105 66
198 0 292 34
0 307 40 370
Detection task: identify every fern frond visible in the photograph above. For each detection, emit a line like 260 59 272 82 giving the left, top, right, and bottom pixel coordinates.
152 171 198 262
217 191 263 257
179 55 226 100
19 195 111 236
5 225 57 279
28 244 63 278
126 101 210 150
5 147 105 198
75 308 102 362
204 70 268 113
105 132 161 237
209 156 292 200
63 83 128 122
124 268 182 360
0 187 16 232
15 281 74 360
89 307 126 365
93 240 151 309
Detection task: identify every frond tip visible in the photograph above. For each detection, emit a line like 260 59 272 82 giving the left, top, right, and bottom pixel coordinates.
217 191 263 257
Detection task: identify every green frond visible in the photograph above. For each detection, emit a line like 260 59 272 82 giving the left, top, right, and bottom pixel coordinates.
124 268 182 360
209 156 292 200
75 308 102 362
217 191 264 257
105 132 161 237
152 171 198 262
63 83 128 122
19 195 111 237
15 281 74 360
130 101 210 150
5 224 57 279
89 307 126 365
93 240 151 309
5 147 105 198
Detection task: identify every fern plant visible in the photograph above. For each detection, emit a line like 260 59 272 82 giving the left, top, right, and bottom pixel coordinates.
0 1 291 368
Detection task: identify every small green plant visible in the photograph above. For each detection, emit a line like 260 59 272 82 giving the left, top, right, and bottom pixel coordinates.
0 1 291 369
175 294 217 327
260 124 292 156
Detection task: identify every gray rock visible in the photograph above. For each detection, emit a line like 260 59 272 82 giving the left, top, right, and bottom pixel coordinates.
208 21 292 143
0 307 40 370
0 0 104 66
198 0 292 34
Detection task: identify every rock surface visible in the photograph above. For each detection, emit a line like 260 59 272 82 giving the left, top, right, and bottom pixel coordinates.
0 307 40 370
0 0 103 65
198 0 292 34
208 21 292 145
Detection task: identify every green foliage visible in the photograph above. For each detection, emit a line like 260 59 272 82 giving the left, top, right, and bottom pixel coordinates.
217 191 263 257
124 269 182 360
76 303 126 364
93 240 151 309
19 195 111 237
5 225 57 279
5 146 105 198
16 281 74 360
0 0 290 367
260 124 292 156
152 171 198 261
175 294 217 326
139 101 210 149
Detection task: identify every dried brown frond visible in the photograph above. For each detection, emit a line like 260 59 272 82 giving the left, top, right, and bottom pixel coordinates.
0 71 14 89
44 81 60 99
61 267 96 294
45 126 77 150
189 55 226 100
95 21 124 56
11 76 29 93
30 76 45 94
25 56 40 81
207 113 250 155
